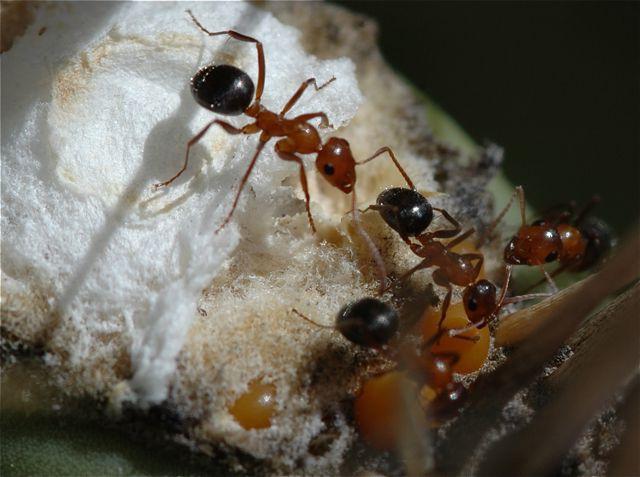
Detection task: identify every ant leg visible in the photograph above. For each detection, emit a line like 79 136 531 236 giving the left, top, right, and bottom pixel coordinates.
215 139 269 234
449 319 486 337
187 10 266 103
291 309 333 329
356 146 415 190
461 253 484 280
502 293 551 304
573 195 601 225
293 112 333 129
433 270 453 332
275 143 316 232
361 204 398 215
426 207 463 240
280 77 336 117
486 265 513 325
351 189 388 294
478 185 526 247
442 227 476 249
437 284 453 332
522 261 573 293
154 119 253 189
396 256 434 284
539 265 559 294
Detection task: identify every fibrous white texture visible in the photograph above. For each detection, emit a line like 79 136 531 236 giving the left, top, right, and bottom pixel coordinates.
2 1 360 402
1 2 464 472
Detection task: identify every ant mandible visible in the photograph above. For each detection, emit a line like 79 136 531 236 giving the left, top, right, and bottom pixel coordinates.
155 10 414 242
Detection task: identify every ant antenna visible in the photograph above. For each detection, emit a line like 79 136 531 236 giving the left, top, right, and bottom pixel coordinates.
355 147 415 190
291 309 333 329
478 185 526 247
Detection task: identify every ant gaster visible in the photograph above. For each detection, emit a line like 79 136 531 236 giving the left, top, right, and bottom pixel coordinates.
292 297 399 349
365 188 435 245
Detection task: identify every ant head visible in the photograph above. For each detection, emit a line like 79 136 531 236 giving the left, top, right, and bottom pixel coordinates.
504 225 563 266
336 297 398 348
376 188 434 237
316 138 356 194
463 280 497 324
191 64 255 115
574 217 614 271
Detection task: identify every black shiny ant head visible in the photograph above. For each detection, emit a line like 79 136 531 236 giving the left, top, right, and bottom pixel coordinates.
191 64 255 115
463 279 497 324
336 298 399 348
574 217 614 271
376 188 434 238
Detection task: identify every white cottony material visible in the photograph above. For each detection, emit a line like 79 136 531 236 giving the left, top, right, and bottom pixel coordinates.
1 2 362 403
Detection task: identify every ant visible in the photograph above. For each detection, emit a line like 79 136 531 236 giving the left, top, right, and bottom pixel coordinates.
155 12 414 230
292 297 399 350
481 186 611 292
156 11 414 292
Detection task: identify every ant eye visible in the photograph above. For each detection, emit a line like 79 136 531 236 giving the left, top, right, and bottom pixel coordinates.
545 251 558 262
323 163 335 175
467 298 478 311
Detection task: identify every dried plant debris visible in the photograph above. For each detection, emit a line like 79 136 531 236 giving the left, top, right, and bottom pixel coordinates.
2 2 637 475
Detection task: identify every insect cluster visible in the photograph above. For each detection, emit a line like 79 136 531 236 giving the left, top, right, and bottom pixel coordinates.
160 11 614 455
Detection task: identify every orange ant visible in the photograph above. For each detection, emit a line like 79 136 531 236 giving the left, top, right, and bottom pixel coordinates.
481 186 611 292
155 11 414 291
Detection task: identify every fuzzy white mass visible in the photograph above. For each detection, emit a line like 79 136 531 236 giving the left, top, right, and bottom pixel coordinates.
1 2 362 404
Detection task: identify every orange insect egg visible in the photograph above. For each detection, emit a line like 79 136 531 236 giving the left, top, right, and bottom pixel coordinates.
421 302 490 375
229 380 276 430
354 371 416 451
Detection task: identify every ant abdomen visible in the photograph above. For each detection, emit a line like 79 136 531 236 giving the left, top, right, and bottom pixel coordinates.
557 223 587 264
574 216 614 271
191 64 255 115
336 298 399 348
376 188 434 238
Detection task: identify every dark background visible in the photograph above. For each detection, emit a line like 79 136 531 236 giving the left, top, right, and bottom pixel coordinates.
337 1 639 235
